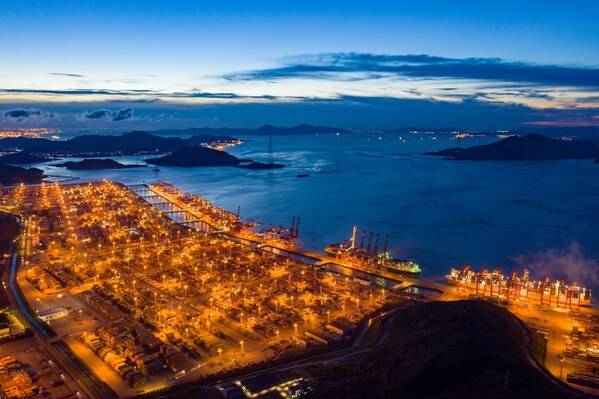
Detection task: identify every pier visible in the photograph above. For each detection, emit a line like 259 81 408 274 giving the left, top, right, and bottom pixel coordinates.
128 182 446 294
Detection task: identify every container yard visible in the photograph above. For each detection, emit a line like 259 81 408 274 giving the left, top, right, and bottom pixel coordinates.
0 181 393 396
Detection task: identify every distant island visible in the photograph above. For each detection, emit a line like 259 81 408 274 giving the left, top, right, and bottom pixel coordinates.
0 165 44 185
0 131 241 157
150 124 350 136
55 158 147 170
425 133 599 161
0 151 53 164
145 146 240 167
236 161 285 170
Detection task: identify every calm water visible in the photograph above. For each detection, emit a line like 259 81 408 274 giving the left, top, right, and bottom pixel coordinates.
35 133 599 281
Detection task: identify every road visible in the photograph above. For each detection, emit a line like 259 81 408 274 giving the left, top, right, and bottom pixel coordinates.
6 222 116 399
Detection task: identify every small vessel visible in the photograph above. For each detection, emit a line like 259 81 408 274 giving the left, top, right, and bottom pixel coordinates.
152 167 160 172
326 226 421 277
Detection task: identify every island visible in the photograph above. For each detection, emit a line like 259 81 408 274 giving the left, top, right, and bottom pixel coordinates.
424 133 599 161
0 151 53 164
54 158 147 170
0 131 241 157
145 145 240 167
236 161 285 170
0 165 44 185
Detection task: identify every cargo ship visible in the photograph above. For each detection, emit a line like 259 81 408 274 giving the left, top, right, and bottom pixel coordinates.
326 226 421 277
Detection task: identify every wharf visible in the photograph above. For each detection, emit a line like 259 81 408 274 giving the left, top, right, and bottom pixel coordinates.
129 183 445 294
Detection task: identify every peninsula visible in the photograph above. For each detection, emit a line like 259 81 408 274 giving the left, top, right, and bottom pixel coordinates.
0 151 53 164
0 164 44 184
424 134 599 161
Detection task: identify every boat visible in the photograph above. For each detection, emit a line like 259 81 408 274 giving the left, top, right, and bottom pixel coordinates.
152 167 160 172
326 226 421 277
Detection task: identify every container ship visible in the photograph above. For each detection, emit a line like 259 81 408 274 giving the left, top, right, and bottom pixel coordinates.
446 266 591 308
326 226 421 277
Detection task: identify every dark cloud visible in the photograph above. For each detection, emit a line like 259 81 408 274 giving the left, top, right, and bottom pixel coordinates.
112 108 133 121
5 109 40 118
224 52 599 88
3 108 55 121
49 72 85 78
83 108 134 121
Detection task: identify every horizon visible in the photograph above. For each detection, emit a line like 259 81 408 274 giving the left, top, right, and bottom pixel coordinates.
1 1 598 131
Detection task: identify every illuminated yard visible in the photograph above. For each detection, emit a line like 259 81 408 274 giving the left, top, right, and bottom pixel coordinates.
1 181 389 394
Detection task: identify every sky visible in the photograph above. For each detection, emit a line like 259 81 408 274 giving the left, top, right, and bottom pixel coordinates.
0 0 598 131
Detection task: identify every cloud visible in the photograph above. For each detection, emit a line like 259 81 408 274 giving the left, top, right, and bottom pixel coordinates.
0 88 289 102
3 108 55 121
82 108 134 121
112 108 133 121
174 91 278 100
224 52 599 88
49 72 85 78
513 243 599 286
0 88 156 96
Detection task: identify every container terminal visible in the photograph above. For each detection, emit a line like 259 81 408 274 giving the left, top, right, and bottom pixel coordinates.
0 180 598 398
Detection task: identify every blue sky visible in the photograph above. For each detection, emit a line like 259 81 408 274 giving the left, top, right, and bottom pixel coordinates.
1 1 598 130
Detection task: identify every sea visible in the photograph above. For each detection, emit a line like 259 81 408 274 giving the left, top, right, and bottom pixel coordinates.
33 133 599 284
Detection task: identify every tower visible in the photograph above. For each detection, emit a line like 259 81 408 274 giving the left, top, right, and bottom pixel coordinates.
267 132 273 165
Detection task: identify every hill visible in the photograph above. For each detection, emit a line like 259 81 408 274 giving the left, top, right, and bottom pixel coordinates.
0 151 52 164
145 146 240 167
0 165 44 185
55 159 146 170
309 300 575 399
0 131 240 156
425 134 599 160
